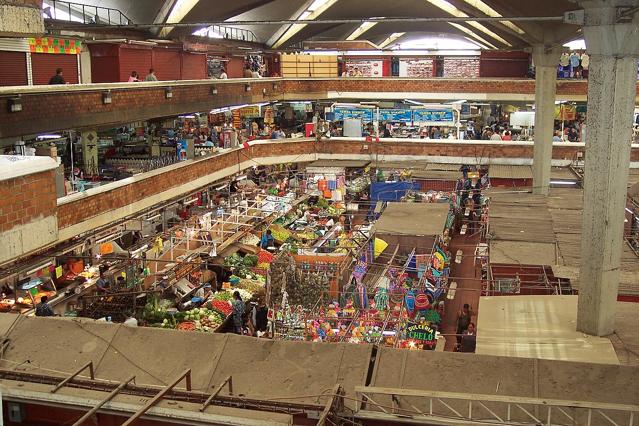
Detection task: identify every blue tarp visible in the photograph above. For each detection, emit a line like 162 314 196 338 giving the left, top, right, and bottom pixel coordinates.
370 181 421 202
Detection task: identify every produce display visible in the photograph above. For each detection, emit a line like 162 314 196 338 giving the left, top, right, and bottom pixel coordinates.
224 253 267 281
269 224 291 242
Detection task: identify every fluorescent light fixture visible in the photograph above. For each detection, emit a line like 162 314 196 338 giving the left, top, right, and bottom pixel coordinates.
378 32 405 49
450 99 467 104
426 0 511 46
346 21 378 40
215 184 229 190
271 0 338 48
235 175 247 181
625 208 633 214
460 0 525 34
448 22 498 49
405 99 425 106
184 198 198 205
36 134 62 140
550 181 578 185
145 214 161 221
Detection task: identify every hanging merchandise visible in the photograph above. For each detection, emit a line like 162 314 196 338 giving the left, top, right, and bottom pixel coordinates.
374 238 389 258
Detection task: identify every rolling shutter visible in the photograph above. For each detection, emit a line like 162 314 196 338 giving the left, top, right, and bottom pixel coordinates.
118 46 152 82
181 52 206 80
152 49 181 80
31 53 79 85
0 51 28 86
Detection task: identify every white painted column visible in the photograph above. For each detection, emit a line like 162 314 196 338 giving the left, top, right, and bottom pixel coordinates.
577 1 639 336
532 46 561 195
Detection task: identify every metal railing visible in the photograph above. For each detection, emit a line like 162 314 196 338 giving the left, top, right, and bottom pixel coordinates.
43 0 132 26
353 386 639 426
194 25 259 43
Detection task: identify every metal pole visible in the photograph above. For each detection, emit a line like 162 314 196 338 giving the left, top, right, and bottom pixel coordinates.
71 375 135 426
121 369 191 426
51 15 566 30
51 361 94 393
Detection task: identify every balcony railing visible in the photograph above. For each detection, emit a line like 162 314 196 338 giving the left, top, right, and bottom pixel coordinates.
43 0 132 26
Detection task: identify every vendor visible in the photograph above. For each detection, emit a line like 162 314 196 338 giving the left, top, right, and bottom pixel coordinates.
194 283 212 303
95 268 110 292
260 229 274 249
249 297 269 337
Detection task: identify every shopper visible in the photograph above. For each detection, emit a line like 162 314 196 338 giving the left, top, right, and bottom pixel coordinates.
260 229 274 249
552 130 562 142
490 131 502 141
232 290 245 334
49 68 66 85
456 303 473 345
502 131 512 141
249 297 269 337
35 296 55 317
128 71 139 82
243 65 253 78
144 68 158 81
460 322 477 353
218 68 228 79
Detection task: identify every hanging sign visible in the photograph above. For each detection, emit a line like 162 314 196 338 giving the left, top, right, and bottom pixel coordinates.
406 322 436 345
333 108 374 122
239 106 260 118
412 109 454 124
99 242 114 255
379 109 412 123
28 37 82 54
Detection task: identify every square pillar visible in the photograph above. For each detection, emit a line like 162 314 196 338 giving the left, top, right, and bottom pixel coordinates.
532 46 562 196
577 1 639 336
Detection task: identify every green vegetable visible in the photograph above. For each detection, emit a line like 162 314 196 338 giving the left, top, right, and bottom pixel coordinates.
243 254 258 267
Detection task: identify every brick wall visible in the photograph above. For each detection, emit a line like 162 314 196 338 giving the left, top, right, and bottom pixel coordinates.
56 139 593 231
0 169 56 233
57 140 316 229
0 78 608 138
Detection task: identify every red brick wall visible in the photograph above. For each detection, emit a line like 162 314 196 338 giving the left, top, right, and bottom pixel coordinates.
57 140 316 229
56 139 590 230
0 78 608 139
0 169 56 233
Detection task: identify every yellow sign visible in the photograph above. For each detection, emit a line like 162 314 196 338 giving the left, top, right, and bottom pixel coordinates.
55 266 63 279
239 106 260 118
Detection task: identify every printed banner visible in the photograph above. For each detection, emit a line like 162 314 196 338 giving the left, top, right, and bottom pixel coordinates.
344 60 383 77
399 58 434 77
379 109 412 123
333 108 374 122
28 37 81 54
412 109 454 124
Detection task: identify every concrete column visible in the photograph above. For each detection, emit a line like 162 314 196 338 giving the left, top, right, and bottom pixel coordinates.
577 1 639 336
532 45 561 195
0 0 43 36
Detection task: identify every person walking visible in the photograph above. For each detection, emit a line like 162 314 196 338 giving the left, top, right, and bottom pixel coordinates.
456 303 473 345
49 68 66 84
232 291 245 334
460 322 477 353
144 68 158 81
128 71 139 82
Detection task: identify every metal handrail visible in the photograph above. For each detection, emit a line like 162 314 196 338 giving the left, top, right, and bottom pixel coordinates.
195 24 259 43
43 0 132 26
354 386 639 426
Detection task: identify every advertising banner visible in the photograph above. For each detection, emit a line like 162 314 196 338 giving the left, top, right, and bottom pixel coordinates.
333 108 374 122
412 109 454 124
379 109 412 123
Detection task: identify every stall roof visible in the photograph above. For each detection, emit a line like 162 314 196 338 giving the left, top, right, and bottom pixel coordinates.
489 164 533 179
307 159 370 169
476 295 620 364
487 188 639 296
490 241 558 266
374 202 449 236
411 169 459 180
375 161 428 170
0 315 372 410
